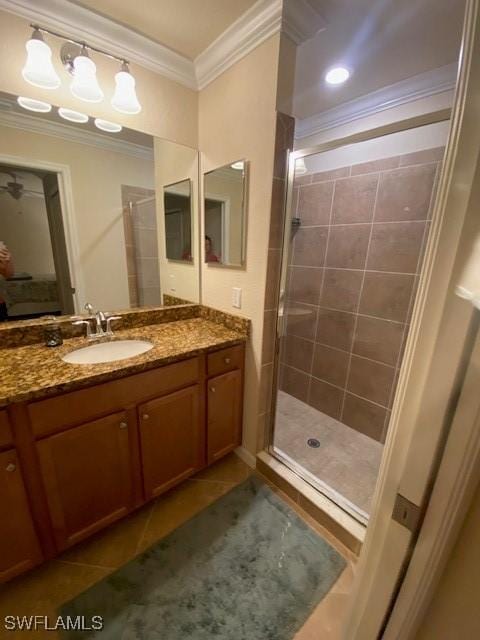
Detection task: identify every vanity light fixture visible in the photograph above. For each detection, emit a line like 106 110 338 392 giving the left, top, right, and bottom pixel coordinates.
94 118 122 133
17 96 52 113
70 47 104 103
58 107 89 123
111 62 141 114
325 66 350 85
22 27 60 90
21 24 142 114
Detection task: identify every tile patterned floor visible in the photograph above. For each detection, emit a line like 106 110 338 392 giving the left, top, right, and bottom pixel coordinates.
0 453 355 639
274 390 383 517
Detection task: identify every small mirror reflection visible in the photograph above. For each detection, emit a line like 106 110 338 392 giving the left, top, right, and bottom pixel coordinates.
203 160 247 268
163 179 192 262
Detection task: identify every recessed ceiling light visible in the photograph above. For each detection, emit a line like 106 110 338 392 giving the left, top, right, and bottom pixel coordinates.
94 118 122 133
58 107 89 123
325 66 350 85
17 96 52 113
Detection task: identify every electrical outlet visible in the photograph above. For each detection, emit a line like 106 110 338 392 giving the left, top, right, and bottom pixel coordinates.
169 274 176 292
232 287 242 308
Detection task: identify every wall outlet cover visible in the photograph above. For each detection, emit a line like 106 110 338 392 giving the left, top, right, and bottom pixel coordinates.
232 287 242 308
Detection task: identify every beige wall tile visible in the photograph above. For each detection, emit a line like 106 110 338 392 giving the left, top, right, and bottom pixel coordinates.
331 174 378 224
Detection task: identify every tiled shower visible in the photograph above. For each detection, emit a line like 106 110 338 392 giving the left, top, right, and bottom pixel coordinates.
122 185 161 308
272 138 446 521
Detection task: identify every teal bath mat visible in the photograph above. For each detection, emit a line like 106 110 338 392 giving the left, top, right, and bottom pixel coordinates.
60 476 346 639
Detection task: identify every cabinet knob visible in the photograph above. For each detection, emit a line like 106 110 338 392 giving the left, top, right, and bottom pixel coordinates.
143 413 150 420
6 463 16 472
224 357 231 364
119 422 128 429
210 387 216 393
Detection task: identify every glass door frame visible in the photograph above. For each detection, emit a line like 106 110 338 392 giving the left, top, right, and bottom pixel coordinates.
267 108 452 525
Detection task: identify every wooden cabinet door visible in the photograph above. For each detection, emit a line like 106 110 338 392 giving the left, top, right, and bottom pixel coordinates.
139 385 203 499
0 449 42 583
207 369 242 464
37 411 133 551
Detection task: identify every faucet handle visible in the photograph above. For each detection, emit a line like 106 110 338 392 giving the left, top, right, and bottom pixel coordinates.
84 302 94 315
73 319 93 338
105 315 121 336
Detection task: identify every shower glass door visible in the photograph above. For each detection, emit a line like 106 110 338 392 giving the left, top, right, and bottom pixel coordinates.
269 117 449 524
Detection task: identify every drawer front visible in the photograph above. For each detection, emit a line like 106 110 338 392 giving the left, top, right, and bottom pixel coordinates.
29 357 200 438
0 410 13 449
207 345 244 378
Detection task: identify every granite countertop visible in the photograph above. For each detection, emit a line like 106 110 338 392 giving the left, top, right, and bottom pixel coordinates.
0 317 246 406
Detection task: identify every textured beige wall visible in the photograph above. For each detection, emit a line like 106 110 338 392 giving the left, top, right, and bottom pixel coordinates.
416 478 480 639
154 138 200 303
199 34 280 455
0 123 154 311
0 10 198 147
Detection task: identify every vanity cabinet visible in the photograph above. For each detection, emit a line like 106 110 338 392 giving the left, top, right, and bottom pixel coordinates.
0 448 43 582
36 411 133 551
139 384 203 499
2 342 245 583
207 369 243 464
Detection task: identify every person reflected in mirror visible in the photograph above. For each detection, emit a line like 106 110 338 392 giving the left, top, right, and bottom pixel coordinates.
0 241 14 321
181 244 192 262
205 235 220 263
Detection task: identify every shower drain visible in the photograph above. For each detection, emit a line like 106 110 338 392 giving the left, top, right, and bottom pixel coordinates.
307 438 320 448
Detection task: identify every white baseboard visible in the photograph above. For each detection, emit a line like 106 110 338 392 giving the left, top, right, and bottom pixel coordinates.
235 446 257 468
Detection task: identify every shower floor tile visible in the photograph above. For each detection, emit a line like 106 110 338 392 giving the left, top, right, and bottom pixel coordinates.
273 391 383 518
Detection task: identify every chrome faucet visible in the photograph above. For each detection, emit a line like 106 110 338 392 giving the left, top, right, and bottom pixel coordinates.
72 303 121 340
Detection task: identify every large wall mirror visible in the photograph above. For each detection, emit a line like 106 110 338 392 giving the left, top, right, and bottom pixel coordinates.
203 160 248 268
0 91 200 322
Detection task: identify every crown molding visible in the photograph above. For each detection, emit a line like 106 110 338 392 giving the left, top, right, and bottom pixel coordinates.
195 0 283 90
0 108 154 160
283 0 327 45
0 0 197 89
295 63 458 140
0 0 327 92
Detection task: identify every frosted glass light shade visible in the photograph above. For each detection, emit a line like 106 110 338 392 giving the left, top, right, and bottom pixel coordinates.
22 38 60 90
17 96 52 113
58 107 88 123
111 69 141 114
94 118 122 133
70 55 104 103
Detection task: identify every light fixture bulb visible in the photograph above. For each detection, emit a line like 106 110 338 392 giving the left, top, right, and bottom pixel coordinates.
58 107 88 123
70 50 104 103
295 157 307 176
22 28 60 90
94 118 122 133
111 63 141 114
325 66 350 85
17 96 52 113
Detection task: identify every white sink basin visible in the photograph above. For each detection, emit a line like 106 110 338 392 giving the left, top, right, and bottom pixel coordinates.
62 339 154 365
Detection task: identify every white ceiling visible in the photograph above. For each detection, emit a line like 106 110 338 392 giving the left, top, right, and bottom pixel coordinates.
294 0 466 119
70 0 258 59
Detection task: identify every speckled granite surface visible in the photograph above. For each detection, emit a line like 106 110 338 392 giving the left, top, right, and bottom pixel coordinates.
0 304 249 349
0 317 246 406
0 305 200 348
